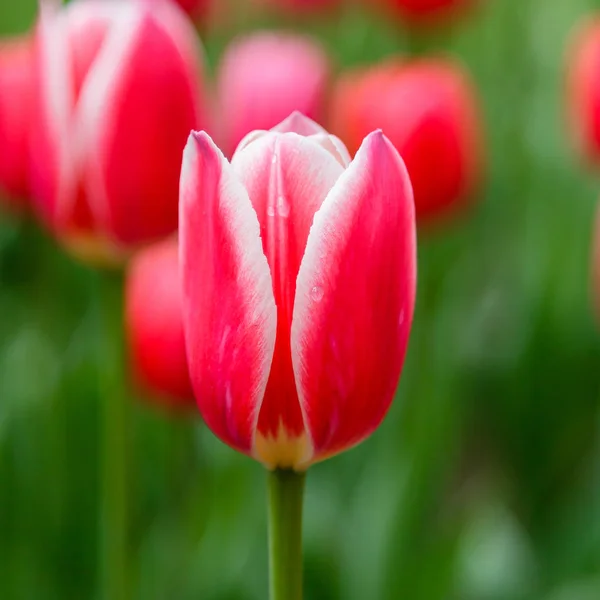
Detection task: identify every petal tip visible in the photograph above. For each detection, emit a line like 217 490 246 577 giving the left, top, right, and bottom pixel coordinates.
272 111 326 136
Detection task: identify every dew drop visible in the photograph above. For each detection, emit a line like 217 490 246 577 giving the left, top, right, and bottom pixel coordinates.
271 153 278 164
277 195 290 217
266 205 276 217
398 309 405 326
310 285 324 302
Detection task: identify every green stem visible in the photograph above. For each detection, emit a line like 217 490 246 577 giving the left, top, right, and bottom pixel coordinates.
97 269 128 600
268 469 306 600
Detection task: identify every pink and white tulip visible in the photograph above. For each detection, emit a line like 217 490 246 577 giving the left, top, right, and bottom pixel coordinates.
31 0 208 265
217 32 330 157
126 238 195 410
0 35 35 208
180 113 417 470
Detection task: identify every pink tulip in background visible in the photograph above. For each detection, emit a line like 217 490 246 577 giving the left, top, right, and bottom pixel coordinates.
330 57 484 221
0 35 35 208
180 113 416 470
126 238 195 410
217 32 330 156
31 0 208 265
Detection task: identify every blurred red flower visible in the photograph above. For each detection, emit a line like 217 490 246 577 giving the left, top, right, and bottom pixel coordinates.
330 57 485 221
0 35 35 210
126 238 195 410
566 16 600 168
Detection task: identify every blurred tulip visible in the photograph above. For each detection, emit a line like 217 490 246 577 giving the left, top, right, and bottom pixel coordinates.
376 0 475 25
0 35 35 209
31 0 208 266
126 238 194 410
217 32 330 156
566 16 600 168
330 57 484 221
180 112 416 469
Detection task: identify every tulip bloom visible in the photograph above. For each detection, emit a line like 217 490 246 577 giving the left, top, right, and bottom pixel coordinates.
126 238 195 410
180 113 416 470
32 0 208 265
566 16 600 167
330 57 484 221
217 32 330 157
0 35 35 207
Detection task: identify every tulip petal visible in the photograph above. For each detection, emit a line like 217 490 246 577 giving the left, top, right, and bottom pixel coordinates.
32 0 79 230
180 131 277 457
291 131 417 465
232 132 344 468
77 0 205 245
309 133 352 167
271 111 326 135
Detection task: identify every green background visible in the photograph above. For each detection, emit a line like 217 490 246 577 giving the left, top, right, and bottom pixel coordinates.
2 0 600 598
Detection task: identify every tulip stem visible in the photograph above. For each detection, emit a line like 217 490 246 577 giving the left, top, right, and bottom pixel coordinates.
268 469 306 600
97 269 129 600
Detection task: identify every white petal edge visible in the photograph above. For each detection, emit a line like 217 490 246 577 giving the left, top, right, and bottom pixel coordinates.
179 131 278 457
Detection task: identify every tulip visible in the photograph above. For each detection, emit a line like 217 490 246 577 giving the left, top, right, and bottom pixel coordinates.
179 112 417 470
126 238 195 410
330 57 484 221
376 0 475 25
31 0 208 266
566 16 600 168
217 32 330 157
0 35 35 208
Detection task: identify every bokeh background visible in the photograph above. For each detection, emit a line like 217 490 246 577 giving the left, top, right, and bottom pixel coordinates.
2 0 600 599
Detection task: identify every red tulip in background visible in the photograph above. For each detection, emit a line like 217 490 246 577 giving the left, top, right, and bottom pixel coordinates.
180 112 416 470
31 0 208 265
0 35 35 208
376 0 475 25
330 57 484 221
217 32 330 157
126 238 194 410
566 16 600 167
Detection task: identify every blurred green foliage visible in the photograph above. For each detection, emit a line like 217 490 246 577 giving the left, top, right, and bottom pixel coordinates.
2 0 600 598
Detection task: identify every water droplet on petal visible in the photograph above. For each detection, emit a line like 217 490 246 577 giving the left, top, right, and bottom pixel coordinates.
277 195 290 217
310 286 324 302
267 205 276 217
271 153 278 164
398 310 405 326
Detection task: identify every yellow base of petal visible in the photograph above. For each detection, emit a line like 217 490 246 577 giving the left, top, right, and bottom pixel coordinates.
254 422 313 471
